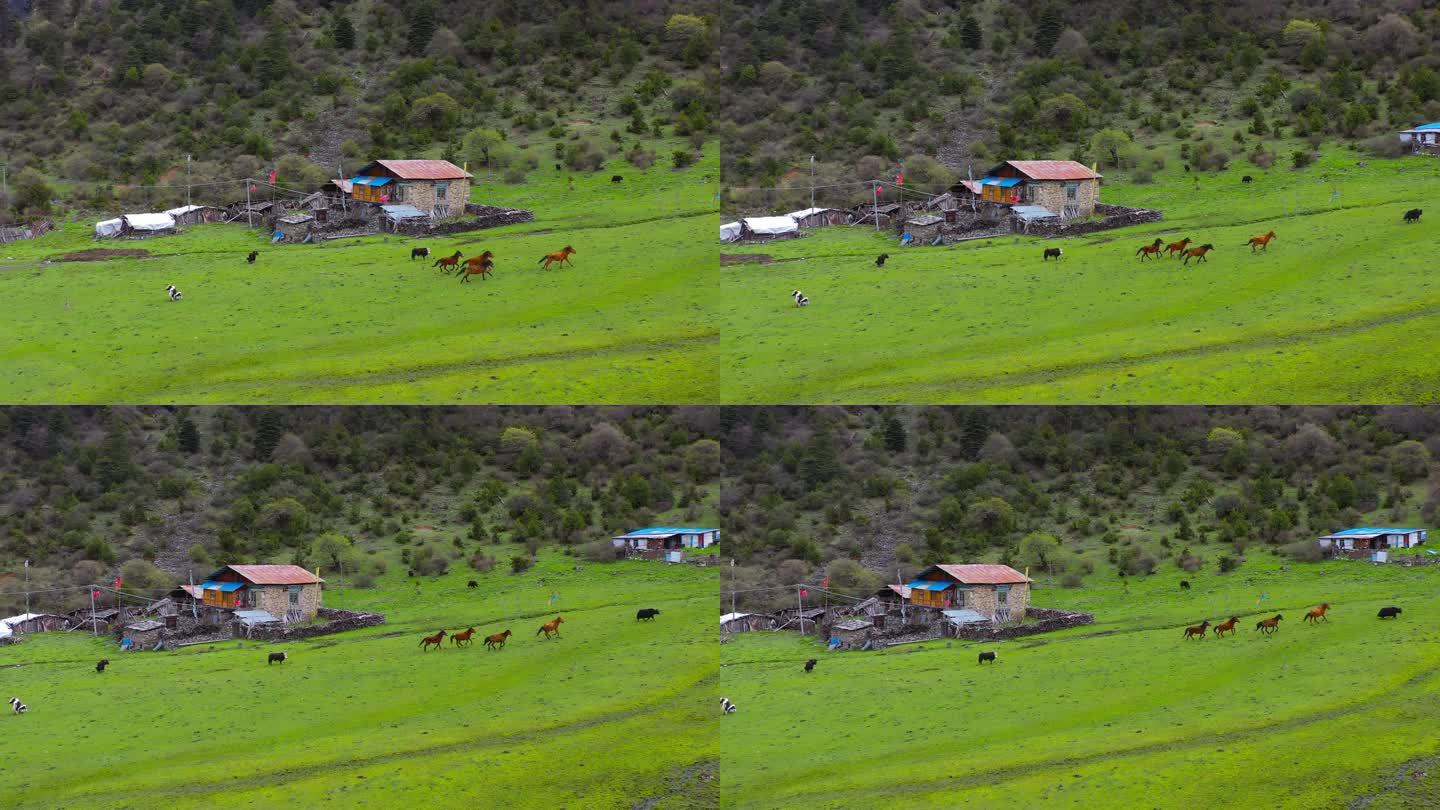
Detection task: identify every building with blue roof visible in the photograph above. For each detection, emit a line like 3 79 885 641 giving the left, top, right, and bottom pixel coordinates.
611 526 720 554
1317 526 1427 556
1399 122 1440 153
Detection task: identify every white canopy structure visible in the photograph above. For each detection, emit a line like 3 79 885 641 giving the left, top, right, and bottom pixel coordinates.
741 216 798 236
163 205 206 217
785 207 832 220
122 213 176 231
94 218 124 238
720 221 742 242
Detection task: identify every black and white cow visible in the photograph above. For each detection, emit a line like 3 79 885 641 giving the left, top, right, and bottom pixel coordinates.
720 697 737 714
166 285 182 301
1043 248 1063 261
792 290 809 308
9 697 27 714
268 651 288 665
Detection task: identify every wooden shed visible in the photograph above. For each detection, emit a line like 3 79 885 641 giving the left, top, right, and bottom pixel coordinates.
830 618 874 648
121 620 168 650
786 207 849 229
903 214 945 245
274 214 315 242
906 563 1032 622
720 612 772 633
0 613 69 637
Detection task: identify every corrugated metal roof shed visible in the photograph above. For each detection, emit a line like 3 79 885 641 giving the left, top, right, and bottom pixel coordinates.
380 204 428 220
942 609 990 625
833 619 873 631
234 609 279 626
125 620 165 632
1012 205 1059 221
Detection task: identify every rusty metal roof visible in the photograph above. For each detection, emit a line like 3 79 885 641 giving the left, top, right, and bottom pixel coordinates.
930 564 1032 584
1002 160 1101 181
362 159 472 180
220 565 323 585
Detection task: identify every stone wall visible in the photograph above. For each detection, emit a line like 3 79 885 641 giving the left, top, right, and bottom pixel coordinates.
390 205 535 236
1020 203 1163 238
245 607 386 642
947 607 1094 641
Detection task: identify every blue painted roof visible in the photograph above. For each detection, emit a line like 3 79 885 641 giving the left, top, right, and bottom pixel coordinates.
1411 123 1440 131
620 527 718 536
905 579 954 591
200 581 243 592
980 176 1022 188
349 175 393 186
1331 527 1422 536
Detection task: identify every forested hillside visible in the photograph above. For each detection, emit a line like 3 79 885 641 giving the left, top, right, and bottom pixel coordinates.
0 0 717 220
719 0 1440 209
0 406 722 614
720 406 1440 611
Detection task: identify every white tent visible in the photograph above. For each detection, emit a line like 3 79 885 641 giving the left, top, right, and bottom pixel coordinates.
0 613 45 638
94 218 124 238
741 216 798 236
720 221 742 242
123 213 176 231
785 207 833 220
163 205 205 217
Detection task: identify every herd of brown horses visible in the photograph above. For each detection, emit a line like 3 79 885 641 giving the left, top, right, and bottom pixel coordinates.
1135 230 1276 265
426 246 577 282
418 617 562 652
1182 602 1329 640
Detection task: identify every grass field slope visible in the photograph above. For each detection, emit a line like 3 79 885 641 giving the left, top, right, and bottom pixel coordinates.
0 148 717 404
720 556 1440 809
0 554 717 809
720 150 1440 403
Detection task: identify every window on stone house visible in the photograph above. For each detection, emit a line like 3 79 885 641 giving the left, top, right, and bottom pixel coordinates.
289 585 301 605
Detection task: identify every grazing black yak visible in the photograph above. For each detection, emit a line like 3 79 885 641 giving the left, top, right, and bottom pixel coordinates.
268 651 288 665
95 659 110 673
978 651 996 664
411 247 430 261
1404 208 1422 223
1242 176 1253 183
246 251 258 264
1378 606 1403 619
804 658 817 673
1180 580 1191 590
875 253 890 268
636 608 661 621
467 580 479 588
1043 248 1063 261
611 175 623 183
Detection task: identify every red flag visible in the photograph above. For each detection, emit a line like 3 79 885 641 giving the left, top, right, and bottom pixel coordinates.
268 169 277 185
249 184 257 193
799 588 808 598
821 575 830 589
92 590 100 600
896 170 904 186
114 576 122 589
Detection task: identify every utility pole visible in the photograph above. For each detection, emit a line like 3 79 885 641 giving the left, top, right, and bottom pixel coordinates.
89 586 98 636
23 559 29 616
809 155 815 210
185 154 192 208
1 159 7 198
873 180 879 232
246 179 253 228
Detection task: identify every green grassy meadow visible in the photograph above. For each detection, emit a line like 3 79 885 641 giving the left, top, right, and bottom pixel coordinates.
0 146 718 404
720 149 1440 403
719 556 1440 809
0 553 717 809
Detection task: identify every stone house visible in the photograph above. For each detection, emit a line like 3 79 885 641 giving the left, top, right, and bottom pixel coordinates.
200 564 324 624
349 159 472 218
980 160 1101 219
905 563 1032 622
122 619 168 649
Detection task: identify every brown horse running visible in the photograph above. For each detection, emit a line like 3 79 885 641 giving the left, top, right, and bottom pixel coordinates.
1213 616 1240 637
538 246 576 270
451 627 476 647
1304 603 1330 624
433 251 462 272
1255 614 1283 635
1182 244 1215 265
483 629 512 650
1164 237 1192 258
460 251 495 282
1136 238 1164 260
537 616 565 639
1183 619 1210 640
419 629 448 651
1245 230 1277 253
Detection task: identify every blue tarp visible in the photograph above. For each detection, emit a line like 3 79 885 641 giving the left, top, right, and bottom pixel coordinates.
199 581 243 592
905 579 953 591
349 176 393 187
979 176 1022 188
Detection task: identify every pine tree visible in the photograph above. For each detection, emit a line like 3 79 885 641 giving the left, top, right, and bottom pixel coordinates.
253 411 282 461
1033 4 1063 56
959 411 989 461
407 1 437 52
334 14 356 50
178 418 200 454
960 13 982 50
884 416 907 454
